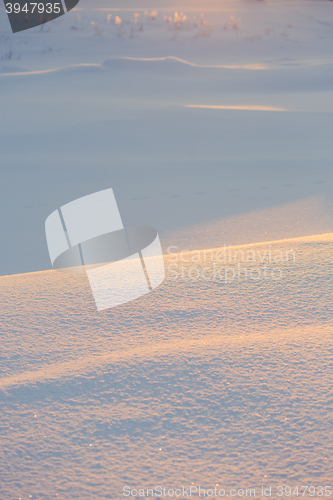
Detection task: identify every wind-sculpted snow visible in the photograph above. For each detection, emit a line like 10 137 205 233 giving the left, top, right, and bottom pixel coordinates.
1 235 332 498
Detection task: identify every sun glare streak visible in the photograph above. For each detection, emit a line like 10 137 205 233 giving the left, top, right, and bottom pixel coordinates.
0 57 268 78
0 63 101 77
184 104 288 112
110 56 267 70
3 56 333 78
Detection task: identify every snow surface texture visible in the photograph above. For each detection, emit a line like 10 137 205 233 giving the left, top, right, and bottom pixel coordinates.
1 0 333 274
1 0 333 498
1 235 333 498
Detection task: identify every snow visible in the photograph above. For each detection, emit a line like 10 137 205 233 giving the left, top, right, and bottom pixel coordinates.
0 0 333 498
1 234 333 498
1 0 333 274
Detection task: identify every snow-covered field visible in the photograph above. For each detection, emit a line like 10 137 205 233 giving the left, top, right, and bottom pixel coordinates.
2 0 333 274
1 1 333 498
1 235 333 498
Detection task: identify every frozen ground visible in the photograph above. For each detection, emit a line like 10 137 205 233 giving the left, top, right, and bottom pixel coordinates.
1 1 333 499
